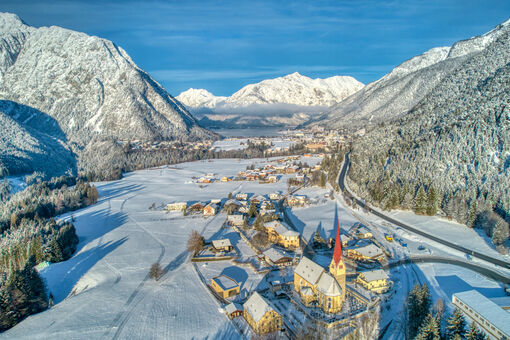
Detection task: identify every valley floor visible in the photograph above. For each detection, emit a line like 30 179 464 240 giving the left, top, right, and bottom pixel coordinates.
2 156 508 340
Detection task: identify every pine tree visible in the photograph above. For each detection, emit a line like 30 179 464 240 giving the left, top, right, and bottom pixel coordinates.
446 308 466 339
248 202 258 218
414 185 427 215
467 201 477 228
426 186 438 216
415 313 441 340
465 322 487 340
408 283 432 339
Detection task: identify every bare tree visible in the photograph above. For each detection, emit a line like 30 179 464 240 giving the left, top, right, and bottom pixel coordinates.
149 262 164 281
187 230 205 255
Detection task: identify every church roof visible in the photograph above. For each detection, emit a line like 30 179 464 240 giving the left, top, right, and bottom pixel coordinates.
243 291 275 323
332 211 343 265
295 256 325 285
317 272 342 297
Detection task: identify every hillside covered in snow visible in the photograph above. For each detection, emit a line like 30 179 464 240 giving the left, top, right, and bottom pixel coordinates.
0 13 215 178
176 72 364 128
310 19 510 130
346 18 510 235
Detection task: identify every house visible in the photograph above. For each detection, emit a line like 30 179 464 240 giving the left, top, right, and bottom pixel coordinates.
267 175 278 183
263 248 293 267
236 193 248 201
188 202 205 212
197 177 212 183
203 203 218 216
212 239 233 252
227 214 246 226
250 195 266 205
243 292 282 334
287 195 307 207
453 290 510 340
210 198 221 205
225 302 243 319
263 221 300 249
294 218 346 314
167 202 187 211
269 192 281 200
356 269 391 294
347 244 384 261
221 176 232 182
211 275 240 299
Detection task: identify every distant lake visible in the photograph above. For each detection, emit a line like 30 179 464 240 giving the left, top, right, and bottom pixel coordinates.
211 127 293 138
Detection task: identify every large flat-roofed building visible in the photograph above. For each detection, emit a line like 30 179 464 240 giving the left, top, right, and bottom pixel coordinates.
452 290 510 340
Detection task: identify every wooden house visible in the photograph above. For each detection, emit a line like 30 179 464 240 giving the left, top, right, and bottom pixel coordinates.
263 248 293 267
227 214 246 226
212 239 233 252
235 193 248 201
211 275 240 298
203 203 218 216
225 302 243 319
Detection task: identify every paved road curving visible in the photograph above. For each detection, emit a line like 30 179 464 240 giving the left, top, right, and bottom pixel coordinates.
338 153 510 272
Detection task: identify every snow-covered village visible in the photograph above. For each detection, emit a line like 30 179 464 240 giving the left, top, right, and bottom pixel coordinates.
1 2 510 340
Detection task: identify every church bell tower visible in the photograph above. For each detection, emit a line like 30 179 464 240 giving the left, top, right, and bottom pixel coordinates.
329 213 346 303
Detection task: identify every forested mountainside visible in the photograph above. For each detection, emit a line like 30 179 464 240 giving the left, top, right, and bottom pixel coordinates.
347 22 510 247
176 72 363 128
311 19 510 130
0 13 215 179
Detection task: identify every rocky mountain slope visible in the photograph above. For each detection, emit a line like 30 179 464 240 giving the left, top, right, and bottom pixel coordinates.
176 72 363 128
0 13 214 177
346 19 510 228
311 19 510 130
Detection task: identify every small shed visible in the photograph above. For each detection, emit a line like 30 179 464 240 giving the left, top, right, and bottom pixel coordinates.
225 302 243 318
212 239 233 252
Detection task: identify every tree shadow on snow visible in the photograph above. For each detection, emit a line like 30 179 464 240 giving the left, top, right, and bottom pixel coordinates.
74 209 129 253
42 237 128 304
95 182 144 203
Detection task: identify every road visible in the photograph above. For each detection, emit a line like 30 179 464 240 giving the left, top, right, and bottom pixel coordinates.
338 153 510 271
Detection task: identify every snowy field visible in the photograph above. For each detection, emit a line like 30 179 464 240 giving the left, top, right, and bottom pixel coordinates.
211 137 294 151
2 156 318 340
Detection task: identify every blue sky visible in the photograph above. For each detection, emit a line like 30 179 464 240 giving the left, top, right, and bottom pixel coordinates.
3 0 510 96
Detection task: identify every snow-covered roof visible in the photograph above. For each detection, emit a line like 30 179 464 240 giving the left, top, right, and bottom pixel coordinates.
243 291 275 323
264 220 299 238
212 275 239 291
352 244 383 257
205 203 218 210
263 248 291 263
359 269 389 282
225 302 243 314
227 214 244 221
224 199 241 206
251 194 266 202
317 272 342 297
294 256 325 285
453 290 510 336
212 239 232 248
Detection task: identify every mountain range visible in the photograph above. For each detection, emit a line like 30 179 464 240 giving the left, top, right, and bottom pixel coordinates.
310 19 510 130
344 18 510 224
0 12 215 177
176 73 363 128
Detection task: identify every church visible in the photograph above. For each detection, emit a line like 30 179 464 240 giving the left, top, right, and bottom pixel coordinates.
293 214 346 314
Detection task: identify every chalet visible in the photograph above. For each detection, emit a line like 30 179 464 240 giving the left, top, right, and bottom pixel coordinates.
263 248 293 267
210 198 222 205
356 269 391 294
197 177 212 183
225 302 243 319
212 239 233 252
347 244 384 261
243 292 282 334
287 195 307 207
267 175 278 183
203 203 218 216
251 195 266 205
188 202 205 212
211 275 240 298
236 193 248 201
221 176 232 182
167 202 187 211
227 214 246 226
269 192 281 200
285 166 298 174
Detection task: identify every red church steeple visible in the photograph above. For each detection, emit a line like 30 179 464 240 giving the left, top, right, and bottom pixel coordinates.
333 214 343 265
